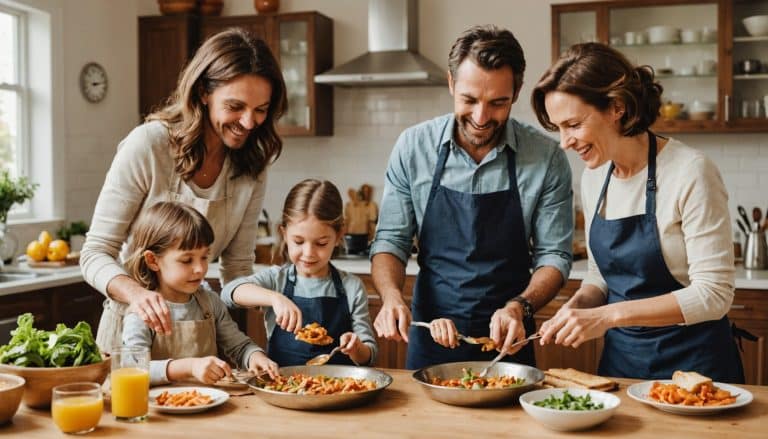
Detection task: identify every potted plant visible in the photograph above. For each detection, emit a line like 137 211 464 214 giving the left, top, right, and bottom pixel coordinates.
0 170 37 224
0 170 38 266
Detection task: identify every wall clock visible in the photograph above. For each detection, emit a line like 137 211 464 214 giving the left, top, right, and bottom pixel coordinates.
79 62 108 103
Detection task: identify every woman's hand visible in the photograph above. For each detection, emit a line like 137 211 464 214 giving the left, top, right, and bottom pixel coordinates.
339 332 371 365
539 306 610 348
429 318 459 349
128 289 172 335
248 351 279 379
190 356 232 384
270 293 302 333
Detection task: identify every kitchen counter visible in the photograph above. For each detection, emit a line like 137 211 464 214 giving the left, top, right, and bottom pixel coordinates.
3 258 768 296
5 370 767 438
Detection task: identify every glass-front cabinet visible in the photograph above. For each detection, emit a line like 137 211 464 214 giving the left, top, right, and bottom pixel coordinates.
552 0 768 133
272 12 333 136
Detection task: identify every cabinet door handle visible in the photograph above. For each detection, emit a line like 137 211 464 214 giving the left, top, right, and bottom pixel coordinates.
0 316 19 325
729 304 746 310
725 94 730 122
554 295 569 301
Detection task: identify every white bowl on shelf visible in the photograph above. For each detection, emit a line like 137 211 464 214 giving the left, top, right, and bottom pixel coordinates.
743 15 768 37
647 25 680 44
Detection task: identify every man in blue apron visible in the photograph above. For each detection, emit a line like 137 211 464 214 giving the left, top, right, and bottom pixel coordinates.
370 25 573 370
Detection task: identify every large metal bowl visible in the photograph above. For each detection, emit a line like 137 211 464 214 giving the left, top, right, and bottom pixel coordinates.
247 365 392 411
412 361 544 407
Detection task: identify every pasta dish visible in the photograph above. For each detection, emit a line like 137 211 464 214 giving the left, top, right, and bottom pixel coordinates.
648 382 737 406
430 368 525 389
256 374 378 395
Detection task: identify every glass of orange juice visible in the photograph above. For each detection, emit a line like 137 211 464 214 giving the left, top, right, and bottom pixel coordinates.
110 346 150 422
52 382 103 434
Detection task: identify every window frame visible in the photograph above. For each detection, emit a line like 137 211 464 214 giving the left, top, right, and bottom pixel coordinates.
0 3 32 220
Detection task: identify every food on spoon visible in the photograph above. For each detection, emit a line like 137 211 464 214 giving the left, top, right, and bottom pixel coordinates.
154 390 212 407
430 367 524 389
254 374 377 395
647 371 737 406
472 337 497 352
534 390 605 411
295 322 334 346
543 368 617 391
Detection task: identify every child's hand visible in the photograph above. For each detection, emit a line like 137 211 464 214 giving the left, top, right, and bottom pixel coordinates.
271 293 302 333
339 332 371 365
429 318 459 349
248 351 279 380
190 356 232 384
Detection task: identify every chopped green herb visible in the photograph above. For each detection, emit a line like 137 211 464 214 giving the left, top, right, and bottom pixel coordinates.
533 390 605 411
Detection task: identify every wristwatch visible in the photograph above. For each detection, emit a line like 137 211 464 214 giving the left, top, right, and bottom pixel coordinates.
510 296 534 319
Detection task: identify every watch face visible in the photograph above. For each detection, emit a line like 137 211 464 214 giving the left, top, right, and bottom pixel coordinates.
79 62 108 103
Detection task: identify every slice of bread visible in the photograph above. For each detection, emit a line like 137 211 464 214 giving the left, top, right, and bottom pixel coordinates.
672 371 712 393
544 368 618 391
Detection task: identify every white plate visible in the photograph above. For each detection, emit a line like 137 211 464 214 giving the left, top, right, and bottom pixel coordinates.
626 380 753 415
149 386 230 414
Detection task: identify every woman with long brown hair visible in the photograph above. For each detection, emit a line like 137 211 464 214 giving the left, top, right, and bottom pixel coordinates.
82 28 287 352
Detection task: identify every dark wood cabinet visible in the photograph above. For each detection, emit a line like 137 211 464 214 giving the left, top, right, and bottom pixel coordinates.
552 0 768 134
138 12 333 136
138 15 199 119
728 289 768 385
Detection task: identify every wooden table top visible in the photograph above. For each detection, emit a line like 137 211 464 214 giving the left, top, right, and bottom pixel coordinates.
6 369 767 438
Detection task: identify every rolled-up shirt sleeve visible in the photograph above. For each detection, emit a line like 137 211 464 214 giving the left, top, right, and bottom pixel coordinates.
370 131 418 264
531 146 573 282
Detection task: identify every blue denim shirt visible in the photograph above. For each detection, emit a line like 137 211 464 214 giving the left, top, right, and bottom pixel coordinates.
370 114 573 281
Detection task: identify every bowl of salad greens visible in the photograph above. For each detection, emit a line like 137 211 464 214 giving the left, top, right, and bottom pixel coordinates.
0 313 109 408
519 388 620 431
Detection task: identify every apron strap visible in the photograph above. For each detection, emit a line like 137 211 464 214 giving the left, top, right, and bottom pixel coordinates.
284 264 298 298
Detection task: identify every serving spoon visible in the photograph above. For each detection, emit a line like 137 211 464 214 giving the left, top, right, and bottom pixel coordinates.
306 346 343 366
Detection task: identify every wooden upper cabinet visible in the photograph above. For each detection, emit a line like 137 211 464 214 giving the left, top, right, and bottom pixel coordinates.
551 0 768 134
199 15 271 42
138 15 198 119
138 12 333 136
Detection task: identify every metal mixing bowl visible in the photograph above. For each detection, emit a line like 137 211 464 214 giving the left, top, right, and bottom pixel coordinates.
412 361 544 407
247 365 392 410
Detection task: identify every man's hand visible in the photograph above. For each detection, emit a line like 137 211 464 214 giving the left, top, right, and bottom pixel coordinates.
429 318 459 348
128 289 172 335
489 302 527 355
373 298 411 342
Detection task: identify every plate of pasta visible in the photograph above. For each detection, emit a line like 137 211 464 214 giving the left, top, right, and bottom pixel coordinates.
626 380 753 415
149 386 230 414
246 365 393 410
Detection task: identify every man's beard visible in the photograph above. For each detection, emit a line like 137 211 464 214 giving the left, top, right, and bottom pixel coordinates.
457 116 503 148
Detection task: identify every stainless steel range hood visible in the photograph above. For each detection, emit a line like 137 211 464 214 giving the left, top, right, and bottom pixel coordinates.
314 0 447 87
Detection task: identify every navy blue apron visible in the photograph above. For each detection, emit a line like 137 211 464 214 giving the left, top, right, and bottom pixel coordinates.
268 264 356 366
406 135 536 370
592 133 743 383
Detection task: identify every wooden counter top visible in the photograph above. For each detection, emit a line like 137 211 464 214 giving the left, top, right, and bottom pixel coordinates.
6 369 766 438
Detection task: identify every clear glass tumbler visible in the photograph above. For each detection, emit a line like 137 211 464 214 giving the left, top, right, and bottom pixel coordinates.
51 382 104 434
110 346 150 422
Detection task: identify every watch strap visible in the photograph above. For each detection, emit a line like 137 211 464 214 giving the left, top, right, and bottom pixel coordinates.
511 296 534 318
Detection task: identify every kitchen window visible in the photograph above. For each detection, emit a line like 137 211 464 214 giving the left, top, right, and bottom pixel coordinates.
0 5 30 219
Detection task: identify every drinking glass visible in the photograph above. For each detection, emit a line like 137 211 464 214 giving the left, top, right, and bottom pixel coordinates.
110 346 150 422
51 382 103 434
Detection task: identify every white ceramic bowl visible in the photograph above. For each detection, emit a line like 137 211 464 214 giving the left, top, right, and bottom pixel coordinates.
743 15 768 37
647 25 680 44
519 388 621 431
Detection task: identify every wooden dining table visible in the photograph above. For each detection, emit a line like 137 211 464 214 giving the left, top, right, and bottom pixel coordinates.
5 369 766 438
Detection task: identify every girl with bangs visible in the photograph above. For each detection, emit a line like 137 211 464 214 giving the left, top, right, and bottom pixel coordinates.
121 201 278 386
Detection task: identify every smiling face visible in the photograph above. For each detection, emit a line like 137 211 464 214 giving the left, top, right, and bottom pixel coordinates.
282 215 341 278
543 91 623 169
146 244 210 302
202 74 272 150
449 60 517 151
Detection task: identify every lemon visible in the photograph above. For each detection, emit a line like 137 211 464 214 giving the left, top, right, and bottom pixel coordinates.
47 240 70 262
38 230 53 249
26 241 47 262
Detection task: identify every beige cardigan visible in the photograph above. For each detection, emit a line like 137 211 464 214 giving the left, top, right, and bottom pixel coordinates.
581 139 735 325
81 121 267 296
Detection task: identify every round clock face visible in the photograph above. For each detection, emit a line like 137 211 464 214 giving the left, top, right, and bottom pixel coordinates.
79 62 108 103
